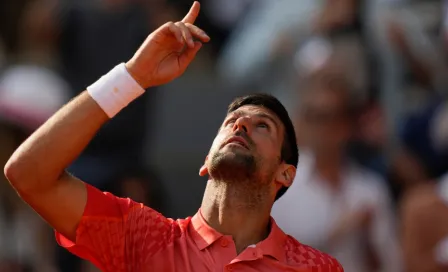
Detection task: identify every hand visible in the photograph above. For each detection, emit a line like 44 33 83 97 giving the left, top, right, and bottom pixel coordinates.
125 1 210 88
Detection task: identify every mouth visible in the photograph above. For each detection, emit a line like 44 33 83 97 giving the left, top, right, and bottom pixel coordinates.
224 136 249 150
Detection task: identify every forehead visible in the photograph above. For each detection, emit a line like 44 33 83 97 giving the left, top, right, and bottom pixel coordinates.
228 104 272 117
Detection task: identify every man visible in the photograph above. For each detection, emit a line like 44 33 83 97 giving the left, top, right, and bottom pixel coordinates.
4 2 343 271
272 74 401 272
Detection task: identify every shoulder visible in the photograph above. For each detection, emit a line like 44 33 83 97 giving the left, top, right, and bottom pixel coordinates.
85 185 187 238
108 197 190 256
122 200 189 237
284 236 344 271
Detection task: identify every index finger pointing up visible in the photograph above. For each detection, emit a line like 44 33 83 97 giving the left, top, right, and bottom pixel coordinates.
182 1 200 24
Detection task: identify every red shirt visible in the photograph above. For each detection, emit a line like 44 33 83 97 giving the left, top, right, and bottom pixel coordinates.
56 184 344 271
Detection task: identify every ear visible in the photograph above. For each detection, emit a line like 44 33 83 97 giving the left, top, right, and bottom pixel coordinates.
199 155 209 176
275 164 296 188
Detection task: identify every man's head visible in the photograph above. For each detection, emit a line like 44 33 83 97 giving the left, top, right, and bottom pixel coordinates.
199 94 298 201
297 74 355 154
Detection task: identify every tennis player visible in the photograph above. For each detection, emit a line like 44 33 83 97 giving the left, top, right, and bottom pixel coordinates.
4 2 343 271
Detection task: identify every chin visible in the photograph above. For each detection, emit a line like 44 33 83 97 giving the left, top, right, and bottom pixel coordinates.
208 150 256 181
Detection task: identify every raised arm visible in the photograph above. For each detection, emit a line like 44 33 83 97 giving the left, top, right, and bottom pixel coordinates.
4 1 209 242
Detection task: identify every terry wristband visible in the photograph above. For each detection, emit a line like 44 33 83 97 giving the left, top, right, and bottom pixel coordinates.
87 63 145 118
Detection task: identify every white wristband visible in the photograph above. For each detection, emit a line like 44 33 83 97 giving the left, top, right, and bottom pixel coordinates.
87 63 145 118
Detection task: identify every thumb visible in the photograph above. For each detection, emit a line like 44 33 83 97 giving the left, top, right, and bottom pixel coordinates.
179 41 202 69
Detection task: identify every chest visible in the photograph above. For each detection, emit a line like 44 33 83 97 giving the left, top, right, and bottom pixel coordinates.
128 237 314 272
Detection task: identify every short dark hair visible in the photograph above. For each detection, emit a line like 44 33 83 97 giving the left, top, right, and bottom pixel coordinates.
227 93 299 201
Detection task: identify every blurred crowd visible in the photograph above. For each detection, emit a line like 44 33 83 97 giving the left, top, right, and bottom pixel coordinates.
1 0 448 271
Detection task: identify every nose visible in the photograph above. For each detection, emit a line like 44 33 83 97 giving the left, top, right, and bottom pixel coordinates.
232 116 251 134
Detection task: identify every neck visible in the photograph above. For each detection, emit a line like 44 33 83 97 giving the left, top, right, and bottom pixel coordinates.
314 150 344 188
200 180 272 254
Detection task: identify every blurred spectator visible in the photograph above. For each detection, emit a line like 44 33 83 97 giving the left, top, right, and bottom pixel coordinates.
216 0 321 86
384 95 448 202
397 97 448 272
349 101 389 178
400 173 448 271
400 99 448 181
216 0 370 122
365 0 448 147
0 65 69 130
272 74 401 272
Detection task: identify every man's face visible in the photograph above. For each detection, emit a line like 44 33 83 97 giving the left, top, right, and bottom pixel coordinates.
200 105 294 193
298 88 351 153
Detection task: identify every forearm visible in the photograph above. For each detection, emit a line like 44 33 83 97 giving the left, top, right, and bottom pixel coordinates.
4 91 108 192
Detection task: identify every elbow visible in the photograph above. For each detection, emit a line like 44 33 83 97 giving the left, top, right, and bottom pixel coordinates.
4 153 63 194
4 155 37 194
4 157 25 190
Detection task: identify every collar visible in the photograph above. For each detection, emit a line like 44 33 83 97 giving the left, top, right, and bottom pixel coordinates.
189 209 287 262
189 209 224 250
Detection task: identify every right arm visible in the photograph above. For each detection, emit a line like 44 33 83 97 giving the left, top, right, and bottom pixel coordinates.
4 1 208 268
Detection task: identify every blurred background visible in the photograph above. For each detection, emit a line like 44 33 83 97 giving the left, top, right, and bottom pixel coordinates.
1 0 448 271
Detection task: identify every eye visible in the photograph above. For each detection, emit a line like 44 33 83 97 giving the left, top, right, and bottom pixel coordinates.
257 122 269 129
226 118 237 126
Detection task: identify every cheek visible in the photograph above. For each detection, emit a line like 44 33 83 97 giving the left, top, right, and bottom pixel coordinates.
252 134 280 156
210 131 228 151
